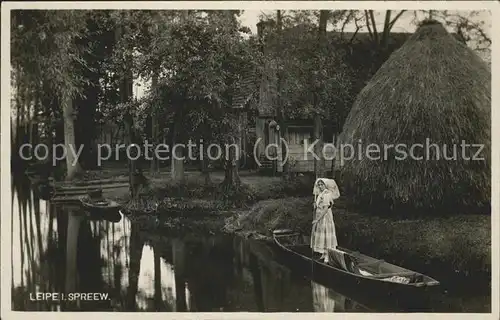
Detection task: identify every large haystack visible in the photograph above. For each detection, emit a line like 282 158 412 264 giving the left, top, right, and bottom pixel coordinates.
339 20 491 215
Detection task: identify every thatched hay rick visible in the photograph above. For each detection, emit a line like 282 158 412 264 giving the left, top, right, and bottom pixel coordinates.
339 20 491 215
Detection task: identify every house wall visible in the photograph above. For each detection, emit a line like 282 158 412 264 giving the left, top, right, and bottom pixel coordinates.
254 117 280 156
276 128 342 173
277 144 337 173
252 119 344 173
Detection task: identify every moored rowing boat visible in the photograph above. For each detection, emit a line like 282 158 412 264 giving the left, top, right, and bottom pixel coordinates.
272 229 440 311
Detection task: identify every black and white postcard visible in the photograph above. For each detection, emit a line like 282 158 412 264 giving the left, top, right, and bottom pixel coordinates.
1 1 498 319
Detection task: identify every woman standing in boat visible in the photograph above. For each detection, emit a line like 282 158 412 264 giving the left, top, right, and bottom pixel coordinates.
311 178 340 263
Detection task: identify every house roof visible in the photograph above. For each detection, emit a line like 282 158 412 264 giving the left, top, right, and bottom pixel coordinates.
231 29 413 116
231 69 259 109
231 24 467 117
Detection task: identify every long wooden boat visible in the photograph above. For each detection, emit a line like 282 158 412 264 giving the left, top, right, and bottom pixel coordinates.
78 196 122 223
272 229 440 311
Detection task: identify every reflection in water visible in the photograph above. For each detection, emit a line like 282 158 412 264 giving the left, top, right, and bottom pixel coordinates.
312 281 335 312
172 238 187 311
65 209 82 294
11 177 61 311
312 281 362 312
135 244 176 311
11 176 368 312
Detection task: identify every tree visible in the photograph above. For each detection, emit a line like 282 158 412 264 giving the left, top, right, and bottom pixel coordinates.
360 10 407 51
138 10 257 192
414 10 491 54
73 11 117 170
136 12 163 175
259 11 352 178
335 10 491 58
11 10 89 180
96 10 150 196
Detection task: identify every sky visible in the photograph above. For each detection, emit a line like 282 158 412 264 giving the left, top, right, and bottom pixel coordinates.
239 10 491 59
239 10 492 35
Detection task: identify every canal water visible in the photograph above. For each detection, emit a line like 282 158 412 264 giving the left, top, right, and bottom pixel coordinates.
10 176 490 312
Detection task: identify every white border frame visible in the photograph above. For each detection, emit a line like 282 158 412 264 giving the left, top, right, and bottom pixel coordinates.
1 2 498 320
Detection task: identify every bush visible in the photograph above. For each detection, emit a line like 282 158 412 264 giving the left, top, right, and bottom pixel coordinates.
227 197 311 236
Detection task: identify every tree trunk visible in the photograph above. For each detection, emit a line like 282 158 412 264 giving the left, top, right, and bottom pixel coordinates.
55 122 65 162
222 111 242 189
171 118 185 184
314 10 328 179
13 72 22 170
150 70 160 174
31 91 40 147
123 114 138 197
75 74 99 170
223 145 241 188
362 10 405 50
169 12 191 184
368 10 379 44
313 113 325 179
201 152 211 185
275 10 290 179
381 10 392 50
118 11 139 197
282 125 290 178
171 143 185 183
330 133 337 177
62 93 82 180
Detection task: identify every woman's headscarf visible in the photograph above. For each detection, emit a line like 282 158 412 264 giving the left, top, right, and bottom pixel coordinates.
313 178 340 200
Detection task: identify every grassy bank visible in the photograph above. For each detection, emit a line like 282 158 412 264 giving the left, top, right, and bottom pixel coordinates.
58 168 312 211
136 171 313 212
225 196 491 289
151 171 312 201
